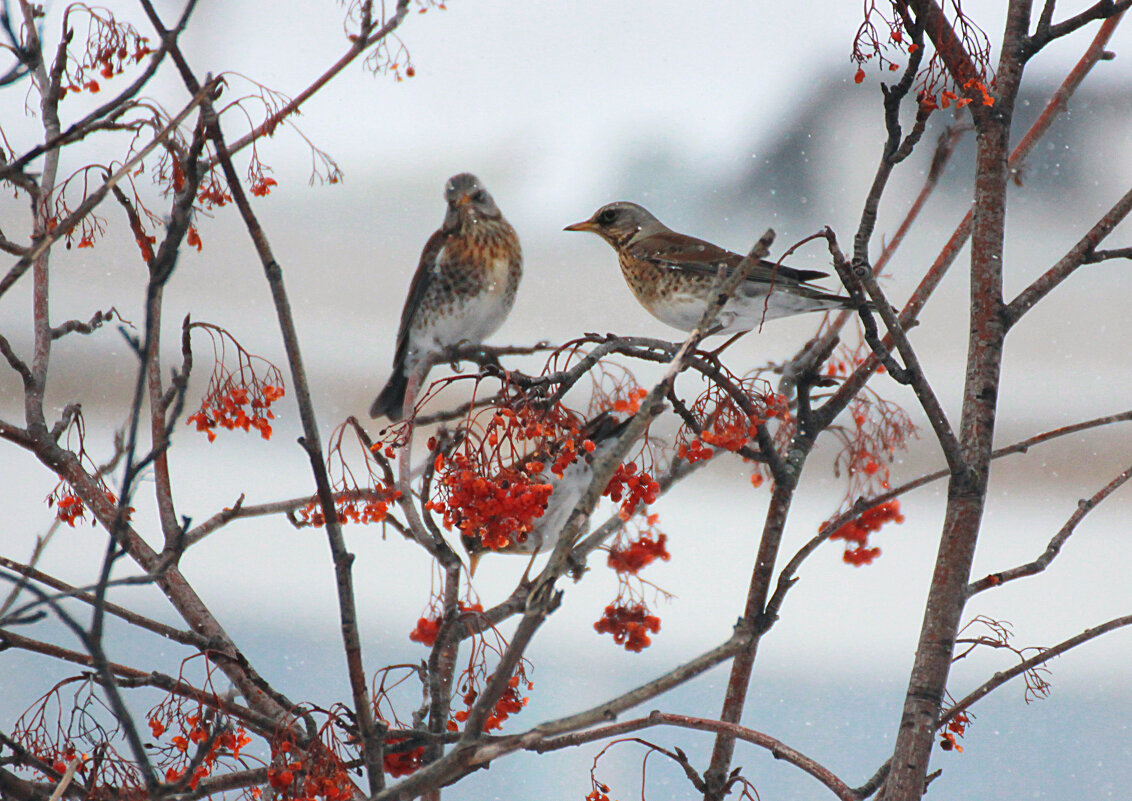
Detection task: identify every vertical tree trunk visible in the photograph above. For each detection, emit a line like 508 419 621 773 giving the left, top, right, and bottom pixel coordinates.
881 2 1032 796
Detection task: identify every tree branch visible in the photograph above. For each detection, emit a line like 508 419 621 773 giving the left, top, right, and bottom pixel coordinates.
967 463 1132 596
1003 182 1132 328
940 613 1132 727
1027 1 1129 54
538 712 859 801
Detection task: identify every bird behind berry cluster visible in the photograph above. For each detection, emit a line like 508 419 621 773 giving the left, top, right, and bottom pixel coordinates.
461 410 632 577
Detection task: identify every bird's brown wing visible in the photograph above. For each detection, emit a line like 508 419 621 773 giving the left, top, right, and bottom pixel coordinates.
390 227 449 364
577 409 633 449
629 230 829 285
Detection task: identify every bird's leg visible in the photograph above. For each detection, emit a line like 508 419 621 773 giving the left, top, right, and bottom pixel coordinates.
566 551 587 581
447 342 503 372
478 346 503 371
707 329 749 358
519 551 539 585
445 344 465 372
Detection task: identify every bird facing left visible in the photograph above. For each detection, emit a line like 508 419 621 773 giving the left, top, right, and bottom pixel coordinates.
370 173 523 420
565 201 854 334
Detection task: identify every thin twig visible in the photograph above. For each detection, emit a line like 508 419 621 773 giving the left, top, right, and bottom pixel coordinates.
967 463 1132 596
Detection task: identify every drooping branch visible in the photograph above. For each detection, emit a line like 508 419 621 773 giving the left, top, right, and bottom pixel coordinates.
0 0 196 183
0 79 218 301
0 628 280 738
536 712 859 801
767 409 1132 620
939 614 1132 729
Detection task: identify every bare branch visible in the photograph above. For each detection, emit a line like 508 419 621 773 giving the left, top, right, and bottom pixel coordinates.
206 0 412 164
1004 182 1132 328
820 228 967 478
380 633 751 800
968 463 1132 596
0 556 208 648
0 330 33 386
870 122 970 277
940 614 1132 728
49 308 125 340
0 226 28 255
1083 246 1132 262
768 408 1132 619
537 712 859 801
1027 1 1130 54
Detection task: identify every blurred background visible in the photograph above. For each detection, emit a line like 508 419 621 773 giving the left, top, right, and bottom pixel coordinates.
2 1 1131 798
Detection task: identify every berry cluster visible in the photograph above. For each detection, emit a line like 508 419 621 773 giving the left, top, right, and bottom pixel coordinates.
828 500 904 566
593 603 661 652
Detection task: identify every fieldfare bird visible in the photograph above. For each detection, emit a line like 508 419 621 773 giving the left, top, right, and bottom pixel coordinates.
462 411 631 577
565 202 854 333
370 173 522 420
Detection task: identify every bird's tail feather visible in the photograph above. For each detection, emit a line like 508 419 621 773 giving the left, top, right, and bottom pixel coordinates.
370 363 409 420
581 409 634 446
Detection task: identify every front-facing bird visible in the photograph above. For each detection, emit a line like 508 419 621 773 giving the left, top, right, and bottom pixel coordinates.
565 202 854 334
370 173 522 420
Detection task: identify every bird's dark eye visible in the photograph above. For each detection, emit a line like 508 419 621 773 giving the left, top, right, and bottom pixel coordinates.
472 190 488 204
597 208 618 225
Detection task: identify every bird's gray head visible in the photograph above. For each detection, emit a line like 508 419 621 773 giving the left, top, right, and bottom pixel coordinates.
444 172 502 228
563 201 665 248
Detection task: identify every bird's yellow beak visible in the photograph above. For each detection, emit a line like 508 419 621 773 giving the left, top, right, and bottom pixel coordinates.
467 552 482 577
455 193 472 206
563 219 595 232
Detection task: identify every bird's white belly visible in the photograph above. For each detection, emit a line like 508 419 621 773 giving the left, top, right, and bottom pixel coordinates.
426 292 505 346
527 456 592 552
414 261 515 356
653 290 803 333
